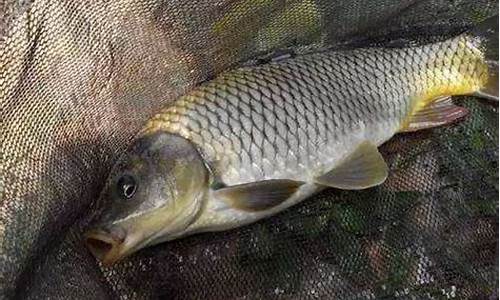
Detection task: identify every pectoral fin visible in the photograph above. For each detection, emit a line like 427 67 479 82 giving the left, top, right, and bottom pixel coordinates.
315 141 388 190
213 179 303 211
400 96 468 132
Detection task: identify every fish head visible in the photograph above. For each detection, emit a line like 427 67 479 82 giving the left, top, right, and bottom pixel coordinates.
85 131 208 265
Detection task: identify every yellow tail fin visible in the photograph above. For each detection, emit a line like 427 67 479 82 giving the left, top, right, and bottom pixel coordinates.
471 15 498 101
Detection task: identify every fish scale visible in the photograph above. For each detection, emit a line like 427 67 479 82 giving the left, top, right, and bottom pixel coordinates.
144 34 487 186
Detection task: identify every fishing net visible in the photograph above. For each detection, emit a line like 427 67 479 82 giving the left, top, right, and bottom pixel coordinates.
1 0 498 299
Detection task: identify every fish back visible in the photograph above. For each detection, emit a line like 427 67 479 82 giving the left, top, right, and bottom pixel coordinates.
144 34 489 185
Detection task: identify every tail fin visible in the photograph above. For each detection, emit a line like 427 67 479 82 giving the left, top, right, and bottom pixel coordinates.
471 15 498 101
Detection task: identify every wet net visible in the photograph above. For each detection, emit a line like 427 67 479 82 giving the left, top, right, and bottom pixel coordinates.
1 1 498 299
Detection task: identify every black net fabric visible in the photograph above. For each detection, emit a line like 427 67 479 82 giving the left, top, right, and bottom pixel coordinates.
0 1 498 299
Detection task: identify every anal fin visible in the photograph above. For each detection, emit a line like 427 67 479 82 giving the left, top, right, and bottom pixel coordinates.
400 96 469 133
213 179 303 212
315 141 388 190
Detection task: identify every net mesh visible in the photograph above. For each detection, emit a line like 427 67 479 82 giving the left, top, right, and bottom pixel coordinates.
0 1 498 299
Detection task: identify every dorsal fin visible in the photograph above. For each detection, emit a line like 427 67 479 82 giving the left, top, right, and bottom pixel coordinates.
314 141 388 190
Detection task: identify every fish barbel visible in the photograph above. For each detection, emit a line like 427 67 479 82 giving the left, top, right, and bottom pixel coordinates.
85 17 498 265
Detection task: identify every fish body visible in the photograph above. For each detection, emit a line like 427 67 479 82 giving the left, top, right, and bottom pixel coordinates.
85 17 498 265
141 33 488 233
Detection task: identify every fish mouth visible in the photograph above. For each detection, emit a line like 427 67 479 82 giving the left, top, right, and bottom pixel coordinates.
85 226 128 266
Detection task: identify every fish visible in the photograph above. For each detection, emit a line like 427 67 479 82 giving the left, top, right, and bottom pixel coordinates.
85 16 498 266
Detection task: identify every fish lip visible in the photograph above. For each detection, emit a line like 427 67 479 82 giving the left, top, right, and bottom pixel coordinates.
84 226 127 266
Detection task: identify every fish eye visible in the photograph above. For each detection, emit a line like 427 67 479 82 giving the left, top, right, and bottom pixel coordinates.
117 175 137 199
